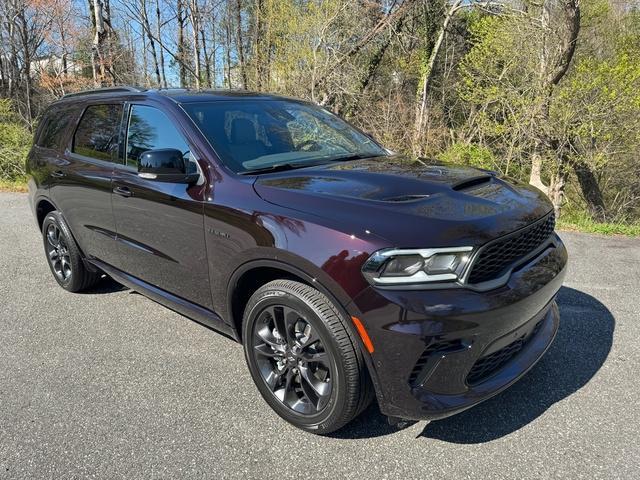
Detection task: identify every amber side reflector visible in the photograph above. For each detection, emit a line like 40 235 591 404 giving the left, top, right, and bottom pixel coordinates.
351 316 374 353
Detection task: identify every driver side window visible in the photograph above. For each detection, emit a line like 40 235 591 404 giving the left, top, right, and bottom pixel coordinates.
126 105 193 171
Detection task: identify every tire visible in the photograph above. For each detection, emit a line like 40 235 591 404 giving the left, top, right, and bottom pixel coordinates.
242 279 373 434
42 211 100 292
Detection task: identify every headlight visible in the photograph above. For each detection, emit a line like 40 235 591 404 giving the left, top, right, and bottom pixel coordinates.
362 247 473 285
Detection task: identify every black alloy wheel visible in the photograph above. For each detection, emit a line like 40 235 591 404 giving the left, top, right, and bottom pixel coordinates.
41 211 100 292
251 304 333 414
46 222 72 282
243 280 373 434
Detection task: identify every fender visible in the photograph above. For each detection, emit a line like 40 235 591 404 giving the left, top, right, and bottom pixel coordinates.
227 257 357 324
33 194 59 228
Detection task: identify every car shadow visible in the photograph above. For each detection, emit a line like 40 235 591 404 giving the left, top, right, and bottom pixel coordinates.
332 286 614 441
80 275 129 294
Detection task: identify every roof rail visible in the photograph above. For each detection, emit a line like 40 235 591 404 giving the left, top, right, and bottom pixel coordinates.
62 86 146 99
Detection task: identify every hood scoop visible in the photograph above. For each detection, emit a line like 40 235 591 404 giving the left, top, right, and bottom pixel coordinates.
382 176 493 203
452 175 492 191
382 194 431 203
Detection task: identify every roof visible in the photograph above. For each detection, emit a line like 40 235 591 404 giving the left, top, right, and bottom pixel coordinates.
58 86 299 104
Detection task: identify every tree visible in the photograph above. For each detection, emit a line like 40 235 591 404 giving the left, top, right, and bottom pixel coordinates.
528 0 581 217
412 0 463 156
1 0 639 226
88 0 117 85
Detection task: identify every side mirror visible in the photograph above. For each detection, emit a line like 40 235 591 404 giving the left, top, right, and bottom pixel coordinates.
138 148 199 184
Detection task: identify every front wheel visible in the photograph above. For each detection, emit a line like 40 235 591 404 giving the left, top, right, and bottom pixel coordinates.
242 280 373 434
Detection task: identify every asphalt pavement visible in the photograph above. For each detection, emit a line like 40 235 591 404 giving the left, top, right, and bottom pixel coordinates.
1 192 638 479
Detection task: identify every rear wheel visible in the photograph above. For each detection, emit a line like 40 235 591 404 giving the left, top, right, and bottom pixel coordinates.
242 280 373 434
42 211 100 292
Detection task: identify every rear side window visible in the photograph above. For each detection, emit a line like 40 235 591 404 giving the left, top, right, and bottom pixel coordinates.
36 107 76 149
73 104 123 162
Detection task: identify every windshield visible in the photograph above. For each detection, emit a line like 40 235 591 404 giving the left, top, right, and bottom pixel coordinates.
181 99 388 174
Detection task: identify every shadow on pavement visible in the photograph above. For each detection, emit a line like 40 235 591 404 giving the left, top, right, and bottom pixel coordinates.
80 275 129 294
419 286 614 443
333 286 614 441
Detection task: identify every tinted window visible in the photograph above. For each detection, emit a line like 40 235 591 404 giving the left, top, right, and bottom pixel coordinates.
37 107 76 149
73 104 122 162
182 100 387 173
126 105 191 170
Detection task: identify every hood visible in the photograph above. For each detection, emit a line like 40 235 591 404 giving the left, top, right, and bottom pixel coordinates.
253 156 553 248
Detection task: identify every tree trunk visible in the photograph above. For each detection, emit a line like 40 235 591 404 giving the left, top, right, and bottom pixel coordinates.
253 0 271 90
253 0 263 89
412 0 462 156
155 0 167 88
235 0 248 89
7 8 19 98
59 17 68 78
571 159 607 221
190 0 201 88
200 27 212 88
224 6 232 88
142 24 149 86
529 153 548 195
17 5 32 125
177 0 188 87
528 0 581 217
549 169 568 219
89 0 116 85
141 0 161 86
90 0 105 84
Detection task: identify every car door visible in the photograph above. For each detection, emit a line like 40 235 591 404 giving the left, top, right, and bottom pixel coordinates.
111 103 212 310
49 102 122 267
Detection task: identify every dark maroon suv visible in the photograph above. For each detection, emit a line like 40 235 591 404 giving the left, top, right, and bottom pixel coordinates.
27 87 567 434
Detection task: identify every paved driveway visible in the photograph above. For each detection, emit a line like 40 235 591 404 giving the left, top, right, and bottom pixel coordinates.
1 192 638 479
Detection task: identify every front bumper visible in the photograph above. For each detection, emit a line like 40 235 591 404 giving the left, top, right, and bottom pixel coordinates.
349 234 567 421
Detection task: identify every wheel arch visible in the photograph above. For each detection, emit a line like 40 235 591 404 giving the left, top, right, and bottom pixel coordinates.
35 197 58 231
227 259 356 343
35 197 96 272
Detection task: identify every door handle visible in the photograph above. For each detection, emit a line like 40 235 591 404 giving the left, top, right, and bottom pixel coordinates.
113 185 133 197
51 170 65 178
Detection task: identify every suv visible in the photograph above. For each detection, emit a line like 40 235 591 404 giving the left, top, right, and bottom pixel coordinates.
27 87 567 434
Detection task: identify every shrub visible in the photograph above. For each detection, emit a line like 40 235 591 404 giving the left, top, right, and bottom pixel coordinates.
437 142 496 171
0 99 31 182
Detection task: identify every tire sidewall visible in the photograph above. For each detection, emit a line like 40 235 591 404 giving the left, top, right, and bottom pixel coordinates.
42 211 82 291
243 287 350 433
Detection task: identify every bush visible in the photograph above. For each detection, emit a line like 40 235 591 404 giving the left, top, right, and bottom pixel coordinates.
437 142 496 171
0 99 31 182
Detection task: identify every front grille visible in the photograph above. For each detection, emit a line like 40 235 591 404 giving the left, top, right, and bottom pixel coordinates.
468 213 555 284
409 339 463 386
466 320 543 385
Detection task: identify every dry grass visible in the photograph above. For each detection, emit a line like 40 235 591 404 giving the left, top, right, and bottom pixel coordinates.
0 179 28 193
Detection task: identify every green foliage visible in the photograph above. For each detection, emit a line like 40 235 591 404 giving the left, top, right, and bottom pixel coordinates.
455 14 540 182
1 0 639 234
552 24 640 222
437 142 495 170
0 99 31 182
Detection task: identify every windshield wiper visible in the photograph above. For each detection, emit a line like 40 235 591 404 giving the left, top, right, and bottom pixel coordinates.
240 153 381 175
328 153 375 163
240 162 319 175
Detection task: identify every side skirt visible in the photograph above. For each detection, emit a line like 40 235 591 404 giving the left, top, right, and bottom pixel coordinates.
89 259 239 342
